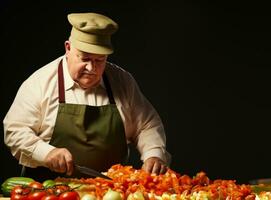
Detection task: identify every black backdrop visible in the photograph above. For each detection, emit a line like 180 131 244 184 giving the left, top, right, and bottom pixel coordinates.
1 0 271 184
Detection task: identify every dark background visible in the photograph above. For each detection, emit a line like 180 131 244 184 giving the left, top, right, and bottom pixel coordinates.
1 0 271 184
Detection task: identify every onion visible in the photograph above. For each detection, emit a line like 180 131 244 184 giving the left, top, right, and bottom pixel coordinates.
170 194 177 200
103 189 122 200
127 191 145 200
81 194 96 200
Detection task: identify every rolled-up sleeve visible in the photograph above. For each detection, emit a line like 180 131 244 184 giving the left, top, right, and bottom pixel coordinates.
3 74 55 167
123 73 171 165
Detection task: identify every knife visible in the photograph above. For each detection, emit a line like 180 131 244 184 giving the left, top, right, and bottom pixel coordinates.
249 178 271 185
74 164 112 180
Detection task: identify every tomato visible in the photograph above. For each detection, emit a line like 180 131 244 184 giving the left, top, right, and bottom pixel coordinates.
11 185 31 196
41 194 59 200
29 181 44 189
59 191 80 200
54 185 70 195
11 185 24 195
11 193 28 200
28 191 47 200
45 188 55 195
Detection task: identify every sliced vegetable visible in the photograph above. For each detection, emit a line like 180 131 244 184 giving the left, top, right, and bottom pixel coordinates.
169 194 178 200
67 182 82 190
42 180 56 188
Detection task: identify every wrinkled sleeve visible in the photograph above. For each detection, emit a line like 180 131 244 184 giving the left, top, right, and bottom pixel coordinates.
126 73 171 165
3 77 55 167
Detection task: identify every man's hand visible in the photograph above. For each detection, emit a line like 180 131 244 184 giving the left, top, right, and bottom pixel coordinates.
142 157 167 175
44 148 74 176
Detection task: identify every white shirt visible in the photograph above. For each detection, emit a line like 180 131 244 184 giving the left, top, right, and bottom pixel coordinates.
3 55 171 168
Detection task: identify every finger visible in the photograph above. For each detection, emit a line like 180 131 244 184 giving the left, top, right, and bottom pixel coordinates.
160 164 167 174
47 163 53 171
67 163 74 176
45 148 60 171
142 161 154 173
54 148 69 173
51 161 59 172
151 161 161 175
51 157 64 173
45 149 56 169
58 157 67 173
65 153 74 176
49 153 65 173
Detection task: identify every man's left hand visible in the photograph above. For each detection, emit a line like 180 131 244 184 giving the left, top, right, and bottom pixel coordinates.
142 157 167 175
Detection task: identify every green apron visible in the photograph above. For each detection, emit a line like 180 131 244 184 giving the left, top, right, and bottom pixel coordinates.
22 60 128 181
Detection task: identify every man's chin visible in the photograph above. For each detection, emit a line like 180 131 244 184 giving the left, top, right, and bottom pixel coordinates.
78 81 99 90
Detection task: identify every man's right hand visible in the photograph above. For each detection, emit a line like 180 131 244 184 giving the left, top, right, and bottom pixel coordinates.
44 148 74 176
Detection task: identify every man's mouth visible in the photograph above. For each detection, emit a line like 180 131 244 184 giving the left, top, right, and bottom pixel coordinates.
82 71 96 75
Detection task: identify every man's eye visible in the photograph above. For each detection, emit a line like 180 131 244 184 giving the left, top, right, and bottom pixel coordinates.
82 58 90 62
96 59 105 62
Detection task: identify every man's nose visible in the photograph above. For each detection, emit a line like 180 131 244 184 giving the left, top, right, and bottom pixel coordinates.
85 61 94 71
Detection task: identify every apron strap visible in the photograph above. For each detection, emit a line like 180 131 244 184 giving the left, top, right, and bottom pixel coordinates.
58 60 65 103
58 59 116 104
103 72 116 104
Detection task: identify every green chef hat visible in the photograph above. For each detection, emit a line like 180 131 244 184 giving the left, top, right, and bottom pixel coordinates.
67 12 118 55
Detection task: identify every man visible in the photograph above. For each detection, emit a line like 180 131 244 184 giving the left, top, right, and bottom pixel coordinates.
3 12 170 180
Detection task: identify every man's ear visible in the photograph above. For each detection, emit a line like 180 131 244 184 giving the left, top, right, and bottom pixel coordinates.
64 41 71 53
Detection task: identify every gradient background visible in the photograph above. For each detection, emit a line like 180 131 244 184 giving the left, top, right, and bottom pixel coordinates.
1 0 271 184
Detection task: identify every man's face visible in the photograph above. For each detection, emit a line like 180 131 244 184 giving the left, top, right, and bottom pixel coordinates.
65 41 108 89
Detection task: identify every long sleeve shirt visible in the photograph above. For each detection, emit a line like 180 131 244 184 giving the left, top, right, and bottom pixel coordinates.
3 55 171 168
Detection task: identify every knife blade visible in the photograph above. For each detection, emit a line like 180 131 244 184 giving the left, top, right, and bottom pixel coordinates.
74 164 112 180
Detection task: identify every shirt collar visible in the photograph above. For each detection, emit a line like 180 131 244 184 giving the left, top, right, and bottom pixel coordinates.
62 56 105 91
62 56 74 91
